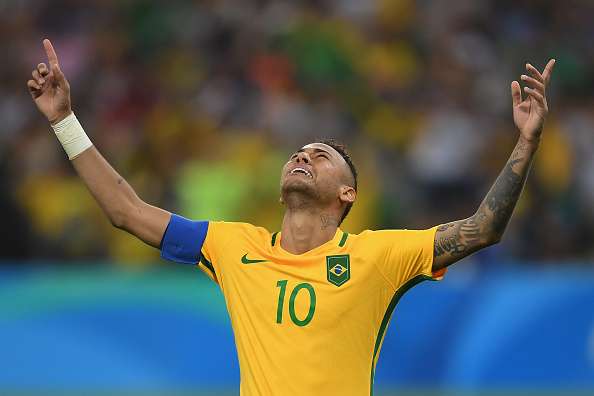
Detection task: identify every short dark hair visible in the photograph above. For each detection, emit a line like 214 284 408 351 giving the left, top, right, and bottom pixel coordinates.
317 139 358 225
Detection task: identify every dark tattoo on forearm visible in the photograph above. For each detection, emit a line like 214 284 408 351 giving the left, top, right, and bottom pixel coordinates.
485 158 524 234
433 139 535 269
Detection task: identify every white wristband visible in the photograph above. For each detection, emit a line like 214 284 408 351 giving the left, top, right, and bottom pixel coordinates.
51 112 93 160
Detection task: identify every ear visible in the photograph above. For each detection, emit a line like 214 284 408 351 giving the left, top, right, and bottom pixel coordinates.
339 185 356 205
279 195 284 205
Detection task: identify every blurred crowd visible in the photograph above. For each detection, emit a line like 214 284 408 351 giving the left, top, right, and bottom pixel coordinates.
1 0 594 263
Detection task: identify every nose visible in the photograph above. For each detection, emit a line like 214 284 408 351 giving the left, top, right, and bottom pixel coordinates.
295 151 311 164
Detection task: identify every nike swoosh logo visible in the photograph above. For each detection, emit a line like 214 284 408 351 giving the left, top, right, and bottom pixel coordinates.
241 254 270 264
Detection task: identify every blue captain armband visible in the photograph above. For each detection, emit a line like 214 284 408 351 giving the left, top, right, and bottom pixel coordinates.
160 214 209 265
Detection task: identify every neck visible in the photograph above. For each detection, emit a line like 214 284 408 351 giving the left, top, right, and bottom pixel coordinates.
280 207 340 255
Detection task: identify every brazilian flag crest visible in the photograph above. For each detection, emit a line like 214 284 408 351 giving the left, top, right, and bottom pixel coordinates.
326 255 350 287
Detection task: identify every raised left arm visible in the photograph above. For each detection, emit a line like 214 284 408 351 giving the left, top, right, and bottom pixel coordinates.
433 59 556 271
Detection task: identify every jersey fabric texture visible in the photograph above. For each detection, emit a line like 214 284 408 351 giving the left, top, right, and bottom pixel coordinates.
161 214 446 396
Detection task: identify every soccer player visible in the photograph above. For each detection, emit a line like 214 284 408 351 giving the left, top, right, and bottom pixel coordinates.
27 39 555 395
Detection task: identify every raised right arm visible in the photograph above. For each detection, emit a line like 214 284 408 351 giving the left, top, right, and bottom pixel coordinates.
70 147 171 247
27 39 170 248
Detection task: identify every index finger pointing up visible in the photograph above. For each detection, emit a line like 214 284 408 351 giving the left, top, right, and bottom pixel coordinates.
43 39 59 69
542 59 556 85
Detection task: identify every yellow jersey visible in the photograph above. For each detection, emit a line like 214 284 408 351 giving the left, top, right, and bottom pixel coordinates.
160 215 445 395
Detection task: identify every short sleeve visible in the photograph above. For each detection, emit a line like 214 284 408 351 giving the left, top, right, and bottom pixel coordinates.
196 221 269 286
370 226 445 290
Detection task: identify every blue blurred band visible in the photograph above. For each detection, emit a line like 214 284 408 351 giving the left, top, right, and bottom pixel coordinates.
160 214 209 265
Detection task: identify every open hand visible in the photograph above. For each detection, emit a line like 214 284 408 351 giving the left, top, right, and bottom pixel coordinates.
511 59 555 143
27 39 72 125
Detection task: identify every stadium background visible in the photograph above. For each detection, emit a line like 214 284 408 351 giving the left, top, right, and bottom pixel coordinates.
0 0 593 395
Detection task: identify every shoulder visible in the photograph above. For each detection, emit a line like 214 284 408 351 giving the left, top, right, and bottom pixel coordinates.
207 221 273 242
349 228 409 241
349 227 437 247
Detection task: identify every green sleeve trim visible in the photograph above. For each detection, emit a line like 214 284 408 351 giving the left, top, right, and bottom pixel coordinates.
370 274 435 395
271 232 278 246
338 232 349 247
199 251 215 275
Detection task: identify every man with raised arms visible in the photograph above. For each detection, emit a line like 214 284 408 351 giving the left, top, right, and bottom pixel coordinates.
27 39 555 395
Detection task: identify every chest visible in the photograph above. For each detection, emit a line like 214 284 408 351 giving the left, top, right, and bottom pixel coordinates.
215 246 385 329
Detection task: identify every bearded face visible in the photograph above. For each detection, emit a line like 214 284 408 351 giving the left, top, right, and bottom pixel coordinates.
280 143 355 209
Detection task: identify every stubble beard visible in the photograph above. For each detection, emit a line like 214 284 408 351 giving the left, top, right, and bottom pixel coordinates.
281 178 323 211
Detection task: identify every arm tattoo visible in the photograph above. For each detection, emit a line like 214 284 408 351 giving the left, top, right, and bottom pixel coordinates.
484 138 531 235
485 158 523 234
481 138 533 238
434 215 483 260
433 138 536 269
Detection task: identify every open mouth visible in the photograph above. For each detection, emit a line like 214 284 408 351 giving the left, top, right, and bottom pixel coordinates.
289 167 313 179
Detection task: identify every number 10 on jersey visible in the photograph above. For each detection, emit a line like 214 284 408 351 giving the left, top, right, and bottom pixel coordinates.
276 280 316 326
